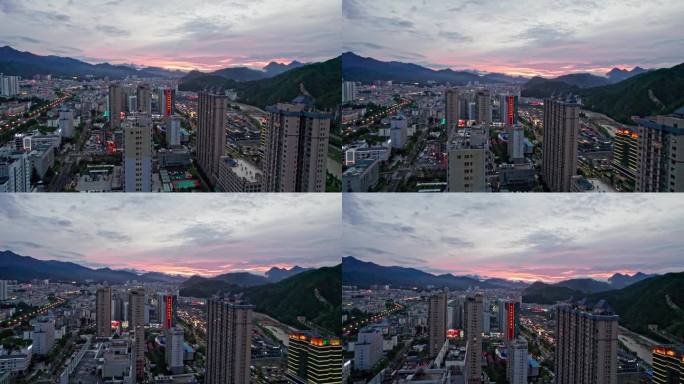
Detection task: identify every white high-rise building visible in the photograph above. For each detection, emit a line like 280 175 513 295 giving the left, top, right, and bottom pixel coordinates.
507 337 528 384
342 81 357 103
58 105 74 139
165 115 181 147
0 153 31 192
448 126 488 192
354 327 383 370
122 114 153 192
507 124 525 162
0 74 20 97
165 327 185 374
389 115 408 149
32 318 55 355
0 280 8 301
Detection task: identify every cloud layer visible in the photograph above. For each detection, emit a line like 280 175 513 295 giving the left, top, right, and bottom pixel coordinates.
0 194 340 276
0 0 340 70
343 194 684 282
342 0 684 76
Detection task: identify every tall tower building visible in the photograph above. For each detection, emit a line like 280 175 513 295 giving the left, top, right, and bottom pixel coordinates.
448 296 465 330
128 288 146 381
159 88 176 117
428 289 448 357
498 299 520 341
165 115 181 147
652 345 684 384
96 286 112 338
554 304 618 384
206 299 253 384
58 105 74 139
0 74 20 97
109 83 123 129
263 95 331 192
476 90 492 124
635 112 684 192
122 114 153 192
445 89 461 134
507 337 528 384
507 124 525 162
165 327 185 375
0 280 9 301
157 293 177 329
342 81 357 104
32 317 55 355
542 97 579 192
464 293 484 384
287 332 342 384
136 84 152 114
197 91 228 186
500 95 518 126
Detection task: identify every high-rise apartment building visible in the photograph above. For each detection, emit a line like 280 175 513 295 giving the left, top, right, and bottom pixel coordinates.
205 299 253 384
464 293 484 384
354 327 383 370
428 289 448 357
612 126 639 185
554 304 618 384
197 91 228 186
445 89 461 134
165 115 181 147
58 105 74 139
108 83 124 129
0 74 20 97
342 81 357 103
507 124 525 162
652 345 684 384
0 153 31 192
476 90 492 124
122 114 153 192
32 317 55 355
128 288 146 381
286 332 342 384
635 111 684 192
263 95 331 192
0 280 8 301
96 286 112 338
542 97 579 192
165 326 185 374
448 126 488 192
507 337 528 384
136 84 152 114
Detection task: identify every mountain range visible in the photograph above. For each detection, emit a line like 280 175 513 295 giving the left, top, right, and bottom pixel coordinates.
0 250 175 283
0 46 185 79
523 272 684 341
179 56 341 110
0 45 306 82
341 52 527 85
342 256 528 290
180 265 340 333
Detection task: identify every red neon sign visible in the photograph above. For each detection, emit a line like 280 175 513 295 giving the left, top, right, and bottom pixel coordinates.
507 96 514 125
164 89 172 117
165 296 173 329
506 303 515 340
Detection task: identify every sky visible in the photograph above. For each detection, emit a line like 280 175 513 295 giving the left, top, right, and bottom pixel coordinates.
0 0 340 71
0 194 340 277
343 194 684 283
342 0 684 77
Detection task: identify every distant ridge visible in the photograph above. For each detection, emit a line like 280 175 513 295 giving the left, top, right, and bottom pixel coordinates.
0 250 180 283
0 45 184 79
341 51 527 85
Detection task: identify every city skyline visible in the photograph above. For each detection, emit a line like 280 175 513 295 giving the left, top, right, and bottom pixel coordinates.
0 0 339 71
343 194 684 282
0 194 340 276
342 0 684 77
